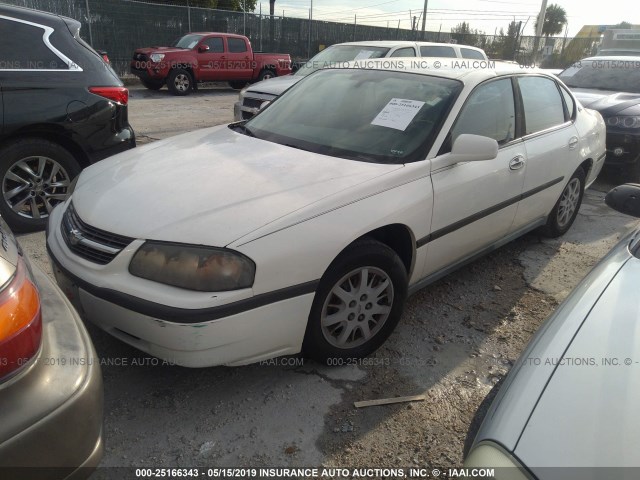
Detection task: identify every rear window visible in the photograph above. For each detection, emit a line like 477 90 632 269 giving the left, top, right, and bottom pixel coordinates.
228 38 247 53
461 48 485 60
420 46 456 58
0 18 68 70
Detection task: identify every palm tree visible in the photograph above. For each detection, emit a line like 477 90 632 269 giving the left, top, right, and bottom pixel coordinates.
535 4 568 37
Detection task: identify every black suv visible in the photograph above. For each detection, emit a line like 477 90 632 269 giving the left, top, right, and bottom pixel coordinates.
0 4 135 231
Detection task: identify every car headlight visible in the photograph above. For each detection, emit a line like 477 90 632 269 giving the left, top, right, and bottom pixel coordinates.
129 242 255 292
149 53 165 63
607 116 640 128
464 441 532 479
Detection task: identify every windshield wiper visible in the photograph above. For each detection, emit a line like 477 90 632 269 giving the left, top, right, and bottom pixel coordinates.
229 123 256 137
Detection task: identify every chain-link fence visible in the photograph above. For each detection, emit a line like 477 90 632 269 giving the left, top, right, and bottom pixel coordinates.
4 0 603 76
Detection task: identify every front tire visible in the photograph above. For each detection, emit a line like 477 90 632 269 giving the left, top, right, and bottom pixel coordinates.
0 139 80 232
303 239 408 363
167 69 192 96
541 167 585 238
141 79 163 90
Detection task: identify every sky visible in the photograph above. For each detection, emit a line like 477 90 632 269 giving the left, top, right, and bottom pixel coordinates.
250 0 635 37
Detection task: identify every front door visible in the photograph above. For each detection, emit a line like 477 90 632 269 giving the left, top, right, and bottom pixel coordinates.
423 77 526 276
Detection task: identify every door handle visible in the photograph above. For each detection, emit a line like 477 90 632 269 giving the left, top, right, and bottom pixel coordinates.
568 136 579 150
509 155 525 171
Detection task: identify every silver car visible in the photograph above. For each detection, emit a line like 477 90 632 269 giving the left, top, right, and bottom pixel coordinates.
0 218 103 477
464 184 640 479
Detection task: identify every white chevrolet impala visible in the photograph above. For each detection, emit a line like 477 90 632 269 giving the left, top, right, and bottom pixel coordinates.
47 62 606 367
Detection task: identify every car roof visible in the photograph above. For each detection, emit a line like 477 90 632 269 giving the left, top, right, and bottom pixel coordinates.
337 40 485 52
0 3 78 29
581 55 640 61
338 57 542 85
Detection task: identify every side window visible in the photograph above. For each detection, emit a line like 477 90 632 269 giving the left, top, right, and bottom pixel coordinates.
518 76 566 134
202 37 224 53
559 85 576 121
460 48 485 60
450 78 516 147
420 46 456 58
0 18 67 70
228 38 248 53
390 47 417 57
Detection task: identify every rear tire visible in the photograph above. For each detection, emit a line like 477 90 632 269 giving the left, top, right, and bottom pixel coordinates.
141 79 163 90
0 139 81 232
167 69 192 96
540 167 585 238
258 69 276 81
229 81 248 90
303 238 408 363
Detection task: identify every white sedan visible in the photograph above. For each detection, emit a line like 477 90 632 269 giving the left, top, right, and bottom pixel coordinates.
47 62 606 367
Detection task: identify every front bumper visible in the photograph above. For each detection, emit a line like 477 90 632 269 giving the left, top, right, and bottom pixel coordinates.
604 131 640 167
46 205 313 368
0 265 103 476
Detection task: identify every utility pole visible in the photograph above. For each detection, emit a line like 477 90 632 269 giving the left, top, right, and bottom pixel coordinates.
353 14 357 41
533 0 548 64
420 0 428 40
259 3 263 51
307 0 313 59
269 0 275 51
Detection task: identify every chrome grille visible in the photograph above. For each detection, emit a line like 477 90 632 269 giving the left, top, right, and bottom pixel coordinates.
242 97 265 109
61 203 134 265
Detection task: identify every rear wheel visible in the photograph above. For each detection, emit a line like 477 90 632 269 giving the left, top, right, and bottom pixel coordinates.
0 139 80 232
303 239 407 363
258 69 276 81
541 167 585 238
167 69 192 96
141 79 163 90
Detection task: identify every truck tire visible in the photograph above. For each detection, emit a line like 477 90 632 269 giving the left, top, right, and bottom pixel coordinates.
141 79 163 90
258 69 276 81
167 69 193 96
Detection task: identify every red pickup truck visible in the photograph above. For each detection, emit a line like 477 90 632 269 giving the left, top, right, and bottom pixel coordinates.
130 32 292 95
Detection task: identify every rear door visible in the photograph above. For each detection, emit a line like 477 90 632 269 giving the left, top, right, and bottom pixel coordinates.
424 77 526 276
511 75 581 230
225 37 253 80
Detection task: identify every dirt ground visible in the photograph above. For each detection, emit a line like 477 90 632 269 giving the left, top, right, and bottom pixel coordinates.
16 84 640 478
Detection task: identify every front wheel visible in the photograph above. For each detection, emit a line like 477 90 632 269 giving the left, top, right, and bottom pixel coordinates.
303 239 408 363
0 139 80 232
167 69 192 96
541 167 585 238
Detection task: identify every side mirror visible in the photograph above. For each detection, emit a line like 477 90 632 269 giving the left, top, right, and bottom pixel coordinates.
198 44 210 53
605 184 640 218
432 134 499 170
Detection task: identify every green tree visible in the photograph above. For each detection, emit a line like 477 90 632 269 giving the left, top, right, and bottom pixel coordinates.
613 21 632 29
216 0 257 11
451 21 484 47
535 4 567 37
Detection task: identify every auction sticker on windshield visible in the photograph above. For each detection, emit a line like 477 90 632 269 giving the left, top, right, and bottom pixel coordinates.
371 98 425 131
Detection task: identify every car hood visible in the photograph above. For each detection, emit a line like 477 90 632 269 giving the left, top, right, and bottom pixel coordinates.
515 248 640 469
245 75 301 96
571 88 640 116
72 125 403 247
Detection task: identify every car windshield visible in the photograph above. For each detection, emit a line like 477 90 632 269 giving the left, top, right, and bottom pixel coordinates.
559 59 640 93
294 45 390 77
245 68 462 164
172 34 204 49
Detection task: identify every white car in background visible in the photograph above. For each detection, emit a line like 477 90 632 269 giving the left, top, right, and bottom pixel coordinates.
47 62 605 367
234 41 489 120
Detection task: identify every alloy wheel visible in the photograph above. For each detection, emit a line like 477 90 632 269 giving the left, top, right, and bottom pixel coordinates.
557 177 581 228
174 74 190 92
2 156 71 219
321 266 394 349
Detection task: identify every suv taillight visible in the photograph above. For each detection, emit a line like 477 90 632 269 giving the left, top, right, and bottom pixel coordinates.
89 86 129 105
0 258 42 381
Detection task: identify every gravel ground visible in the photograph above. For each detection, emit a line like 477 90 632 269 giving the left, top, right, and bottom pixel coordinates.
16 84 640 478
